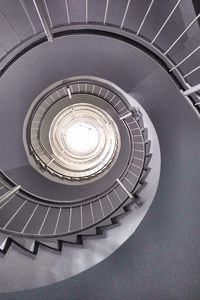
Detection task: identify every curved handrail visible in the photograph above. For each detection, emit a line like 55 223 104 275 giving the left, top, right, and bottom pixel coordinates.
0 1 200 118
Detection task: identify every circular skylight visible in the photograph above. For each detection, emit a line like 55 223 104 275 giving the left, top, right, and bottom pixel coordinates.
64 121 99 154
48 103 121 180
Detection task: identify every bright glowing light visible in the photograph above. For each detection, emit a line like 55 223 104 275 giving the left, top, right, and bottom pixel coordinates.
64 121 99 154
48 103 121 180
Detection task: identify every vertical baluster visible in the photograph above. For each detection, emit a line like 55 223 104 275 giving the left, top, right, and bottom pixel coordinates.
43 0 53 28
65 0 71 24
120 0 131 29
21 204 39 234
151 0 182 44
3 201 27 229
164 13 200 55
53 207 62 235
116 178 133 198
170 46 200 72
86 0 88 23
104 0 109 24
136 0 154 35
33 0 53 42
37 206 51 234
183 65 200 78
19 0 37 34
183 84 200 96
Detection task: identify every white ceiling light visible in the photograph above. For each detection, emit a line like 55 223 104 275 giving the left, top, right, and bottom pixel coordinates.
64 121 99 154
49 103 121 180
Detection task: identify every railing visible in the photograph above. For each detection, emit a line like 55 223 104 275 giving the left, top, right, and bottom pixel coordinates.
26 78 133 181
0 73 150 239
0 0 200 118
0 1 156 242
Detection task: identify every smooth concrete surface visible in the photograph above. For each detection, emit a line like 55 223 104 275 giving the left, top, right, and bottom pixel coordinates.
0 84 161 293
0 34 200 299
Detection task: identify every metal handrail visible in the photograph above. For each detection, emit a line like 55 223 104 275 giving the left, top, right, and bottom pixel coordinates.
0 0 199 118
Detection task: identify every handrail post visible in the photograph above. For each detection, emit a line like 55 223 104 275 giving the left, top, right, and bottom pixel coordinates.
33 0 53 42
183 84 200 96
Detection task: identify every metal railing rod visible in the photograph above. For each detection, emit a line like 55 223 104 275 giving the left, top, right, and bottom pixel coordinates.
47 157 55 166
54 208 62 235
0 185 21 205
65 0 71 24
80 205 83 229
0 237 9 251
107 194 114 209
38 206 51 234
21 204 39 233
183 84 200 96
183 65 200 78
151 0 182 44
164 12 200 55
120 0 131 29
19 0 37 34
90 203 94 223
104 90 109 99
120 112 132 120
62 87 67 96
116 178 133 198
124 177 133 186
110 95 115 102
104 0 109 24
68 207 72 232
3 200 27 229
56 90 61 98
43 0 53 28
113 189 122 203
128 170 139 179
67 87 72 98
33 0 53 42
136 0 154 36
118 106 127 113
86 0 88 23
99 198 105 217
0 195 15 213
98 87 102 96
0 11 21 43
169 46 200 72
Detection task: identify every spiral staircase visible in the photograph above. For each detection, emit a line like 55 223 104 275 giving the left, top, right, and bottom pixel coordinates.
0 0 200 297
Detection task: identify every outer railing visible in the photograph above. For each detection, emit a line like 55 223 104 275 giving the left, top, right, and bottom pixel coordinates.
0 0 200 118
0 0 156 242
